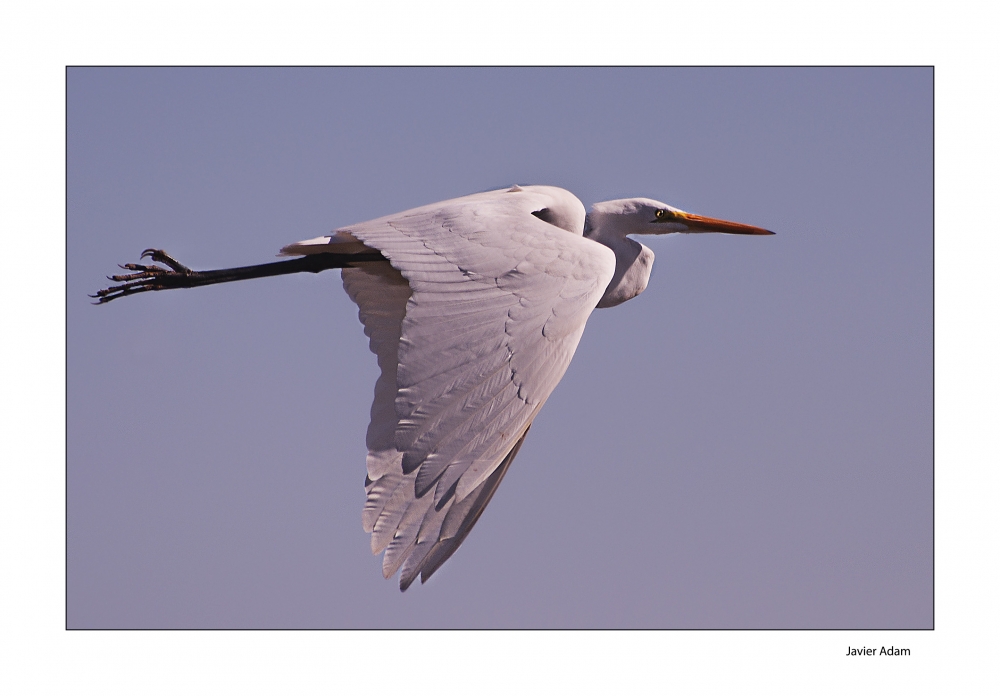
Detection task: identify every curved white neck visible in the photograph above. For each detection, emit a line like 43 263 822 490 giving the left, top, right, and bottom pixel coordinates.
585 215 655 309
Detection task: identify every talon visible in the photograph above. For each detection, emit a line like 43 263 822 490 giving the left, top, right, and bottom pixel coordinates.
141 249 192 274
119 263 165 275
95 247 208 303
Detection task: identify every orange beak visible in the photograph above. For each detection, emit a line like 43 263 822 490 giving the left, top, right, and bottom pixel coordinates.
666 211 775 235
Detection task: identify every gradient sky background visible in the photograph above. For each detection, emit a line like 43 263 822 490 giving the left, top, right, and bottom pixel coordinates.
67 67 931 629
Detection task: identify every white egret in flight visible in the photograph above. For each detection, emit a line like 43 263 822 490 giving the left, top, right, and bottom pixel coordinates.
95 185 773 591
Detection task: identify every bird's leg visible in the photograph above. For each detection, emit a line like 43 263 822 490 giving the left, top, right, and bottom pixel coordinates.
92 247 386 304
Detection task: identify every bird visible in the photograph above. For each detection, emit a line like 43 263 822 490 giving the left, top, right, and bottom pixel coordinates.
95 184 773 591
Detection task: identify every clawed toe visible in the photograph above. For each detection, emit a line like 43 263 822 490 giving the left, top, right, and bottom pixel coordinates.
93 249 194 304
141 249 192 274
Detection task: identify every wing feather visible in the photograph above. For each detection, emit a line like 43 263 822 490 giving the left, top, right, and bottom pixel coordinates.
341 263 411 481
321 186 615 589
413 426 531 588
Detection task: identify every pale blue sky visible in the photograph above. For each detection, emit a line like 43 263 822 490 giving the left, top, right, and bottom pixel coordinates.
67 67 931 628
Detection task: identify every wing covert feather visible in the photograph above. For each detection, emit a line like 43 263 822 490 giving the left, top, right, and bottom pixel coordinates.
334 186 615 588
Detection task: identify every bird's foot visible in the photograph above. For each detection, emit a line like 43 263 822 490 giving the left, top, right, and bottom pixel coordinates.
139 248 193 274
91 249 195 303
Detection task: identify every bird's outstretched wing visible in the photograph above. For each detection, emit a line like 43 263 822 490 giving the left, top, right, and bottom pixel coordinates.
288 186 616 589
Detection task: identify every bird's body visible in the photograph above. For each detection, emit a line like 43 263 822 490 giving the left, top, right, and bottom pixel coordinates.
96 184 773 590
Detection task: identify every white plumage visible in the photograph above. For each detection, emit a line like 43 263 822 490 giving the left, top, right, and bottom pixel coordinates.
98 183 772 591
284 186 616 589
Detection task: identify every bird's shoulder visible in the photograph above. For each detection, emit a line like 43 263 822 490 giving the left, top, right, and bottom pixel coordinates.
340 185 615 289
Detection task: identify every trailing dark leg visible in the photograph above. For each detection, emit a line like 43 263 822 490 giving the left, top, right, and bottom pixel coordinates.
92 247 387 304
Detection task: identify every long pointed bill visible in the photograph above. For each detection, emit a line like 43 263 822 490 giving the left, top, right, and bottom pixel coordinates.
673 211 775 235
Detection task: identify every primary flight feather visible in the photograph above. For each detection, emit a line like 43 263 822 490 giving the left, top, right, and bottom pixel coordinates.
96 184 773 590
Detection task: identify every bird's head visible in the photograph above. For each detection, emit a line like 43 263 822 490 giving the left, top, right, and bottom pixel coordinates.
586 198 774 238
585 197 774 309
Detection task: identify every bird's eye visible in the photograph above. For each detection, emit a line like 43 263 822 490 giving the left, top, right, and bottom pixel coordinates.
655 209 667 219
